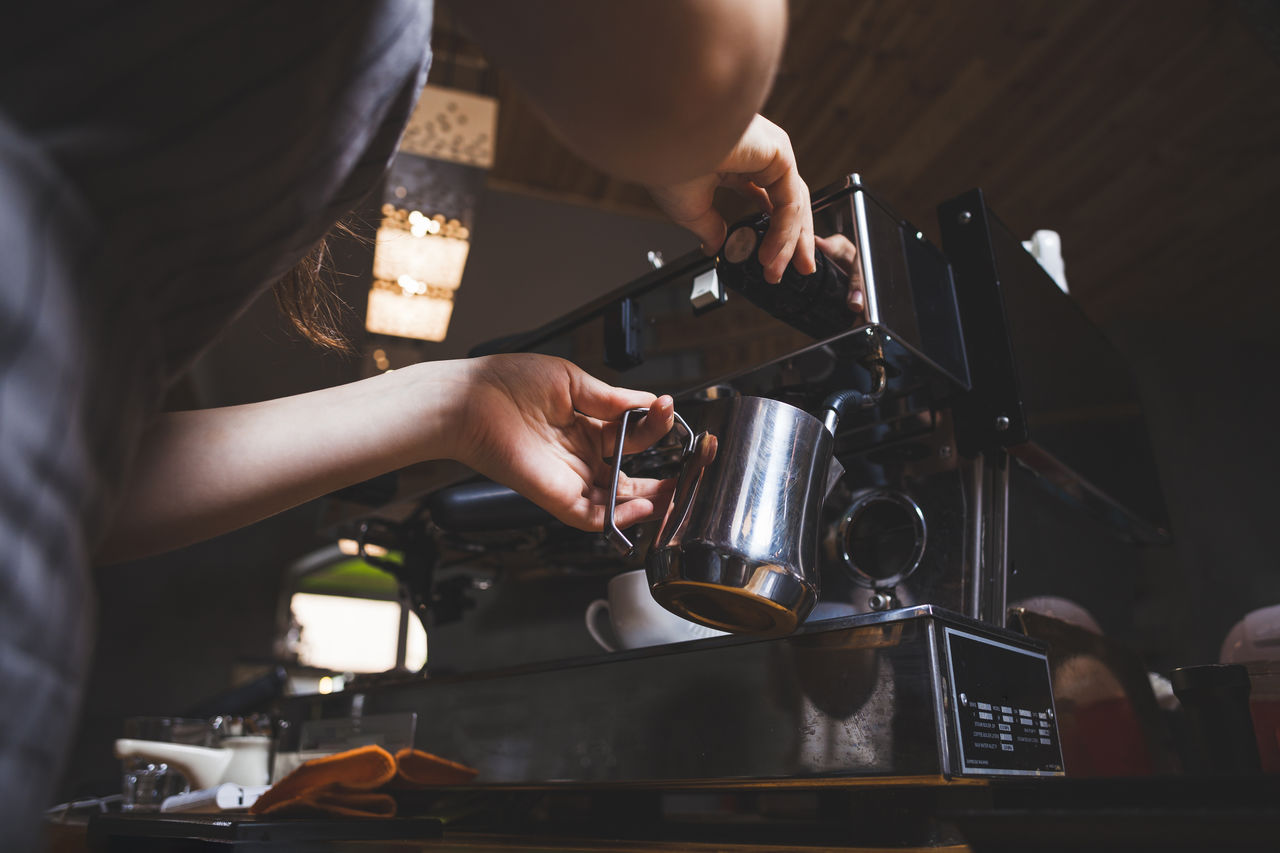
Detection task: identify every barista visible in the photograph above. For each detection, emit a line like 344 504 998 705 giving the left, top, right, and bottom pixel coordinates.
0 1 822 847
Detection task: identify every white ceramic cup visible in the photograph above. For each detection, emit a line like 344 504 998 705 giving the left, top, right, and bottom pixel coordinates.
585 569 728 651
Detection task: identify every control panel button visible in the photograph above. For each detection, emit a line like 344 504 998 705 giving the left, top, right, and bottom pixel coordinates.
689 269 724 311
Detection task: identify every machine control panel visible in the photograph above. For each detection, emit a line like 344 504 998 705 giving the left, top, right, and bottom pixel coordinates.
944 626 1065 776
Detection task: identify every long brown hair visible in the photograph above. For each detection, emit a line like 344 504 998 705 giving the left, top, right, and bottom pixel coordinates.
271 222 360 352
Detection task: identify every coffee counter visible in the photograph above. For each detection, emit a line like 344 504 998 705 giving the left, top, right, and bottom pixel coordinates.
50 775 1280 852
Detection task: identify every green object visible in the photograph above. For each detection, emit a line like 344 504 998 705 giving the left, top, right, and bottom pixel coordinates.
296 556 402 600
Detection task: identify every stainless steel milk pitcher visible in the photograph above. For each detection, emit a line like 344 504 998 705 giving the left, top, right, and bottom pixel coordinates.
607 392 862 636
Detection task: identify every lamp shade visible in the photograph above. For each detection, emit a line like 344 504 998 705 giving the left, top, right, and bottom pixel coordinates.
365 85 496 342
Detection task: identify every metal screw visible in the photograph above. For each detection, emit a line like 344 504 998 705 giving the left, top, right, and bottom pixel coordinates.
646 250 665 269
915 230 924 241
868 592 892 611
957 210 973 225
939 445 953 459
995 415 1010 432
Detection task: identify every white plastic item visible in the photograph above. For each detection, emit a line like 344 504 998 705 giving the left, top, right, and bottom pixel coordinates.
114 735 272 790
585 569 728 651
160 783 270 813
1021 229 1069 294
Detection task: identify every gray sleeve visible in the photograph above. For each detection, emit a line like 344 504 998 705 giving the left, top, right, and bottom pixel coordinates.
0 112 100 853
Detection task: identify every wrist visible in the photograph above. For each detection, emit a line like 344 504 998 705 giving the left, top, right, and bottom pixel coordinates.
385 358 476 466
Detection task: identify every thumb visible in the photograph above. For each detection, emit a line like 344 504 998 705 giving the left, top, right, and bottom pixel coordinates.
649 183 728 255
677 207 728 256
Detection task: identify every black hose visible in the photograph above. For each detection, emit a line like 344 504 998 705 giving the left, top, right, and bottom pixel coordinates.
820 389 866 434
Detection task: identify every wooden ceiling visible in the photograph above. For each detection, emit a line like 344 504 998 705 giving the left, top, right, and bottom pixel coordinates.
438 1 1280 343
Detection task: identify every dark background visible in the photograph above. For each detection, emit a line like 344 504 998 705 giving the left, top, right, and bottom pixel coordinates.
64 1 1280 799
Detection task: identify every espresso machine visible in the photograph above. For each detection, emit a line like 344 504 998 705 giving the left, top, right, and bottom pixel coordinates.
279 175 1169 786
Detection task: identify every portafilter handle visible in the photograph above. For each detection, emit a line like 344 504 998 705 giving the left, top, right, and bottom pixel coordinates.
605 407 694 556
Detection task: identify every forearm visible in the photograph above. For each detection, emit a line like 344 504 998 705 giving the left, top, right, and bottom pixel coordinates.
95 360 468 564
449 0 787 184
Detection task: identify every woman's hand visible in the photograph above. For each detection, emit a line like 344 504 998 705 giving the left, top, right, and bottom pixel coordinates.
97 354 677 563
452 354 677 533
648 114 815 285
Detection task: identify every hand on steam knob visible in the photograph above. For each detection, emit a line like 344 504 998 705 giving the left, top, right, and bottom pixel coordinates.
647 114 815 285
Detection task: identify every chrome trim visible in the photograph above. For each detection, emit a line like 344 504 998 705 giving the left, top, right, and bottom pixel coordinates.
810 172 862 208
926 620 953 777
851 186 881 324
838 489 929 590
966 454 985 620
989 452 1011 627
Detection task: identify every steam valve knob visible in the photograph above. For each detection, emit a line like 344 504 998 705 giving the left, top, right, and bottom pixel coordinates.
715 215 858 339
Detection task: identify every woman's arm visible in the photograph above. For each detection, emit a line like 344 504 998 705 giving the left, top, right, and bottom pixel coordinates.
448 0 787 185
95 355 675 564
450 1 812 282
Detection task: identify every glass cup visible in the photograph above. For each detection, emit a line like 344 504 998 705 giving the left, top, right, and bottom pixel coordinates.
119 717 215 812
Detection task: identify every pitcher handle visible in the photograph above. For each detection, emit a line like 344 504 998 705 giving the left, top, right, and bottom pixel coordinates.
605 407 693 555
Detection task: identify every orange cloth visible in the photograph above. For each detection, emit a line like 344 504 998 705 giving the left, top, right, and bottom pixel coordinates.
393 747 479 787
250 744 477 819
250 744 397 818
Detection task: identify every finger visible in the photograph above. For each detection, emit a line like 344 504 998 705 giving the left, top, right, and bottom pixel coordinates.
571 489 649 533
817 234 866 315
567 363 656 421
678 207 728 256
718 116 814 283
847 282 866 314
588 472 675 502
579 497 652 534
621 395 675 454
578 472 676 531
816 233 857 272
757 180 813 284
585 486 677 532
722 175 772 213
593 395 676 460
611 495 665 529
649 181 727 255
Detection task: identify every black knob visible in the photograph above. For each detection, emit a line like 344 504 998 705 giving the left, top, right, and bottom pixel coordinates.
715 214 858 339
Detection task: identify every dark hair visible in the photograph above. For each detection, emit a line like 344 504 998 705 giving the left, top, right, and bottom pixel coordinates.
271 223 358 352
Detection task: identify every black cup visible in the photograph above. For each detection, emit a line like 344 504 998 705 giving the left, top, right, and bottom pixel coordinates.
1169 663 1262 775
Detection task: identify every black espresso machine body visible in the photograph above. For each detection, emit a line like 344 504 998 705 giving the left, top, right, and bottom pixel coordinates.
295 175 1168 785
450 174 993 628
